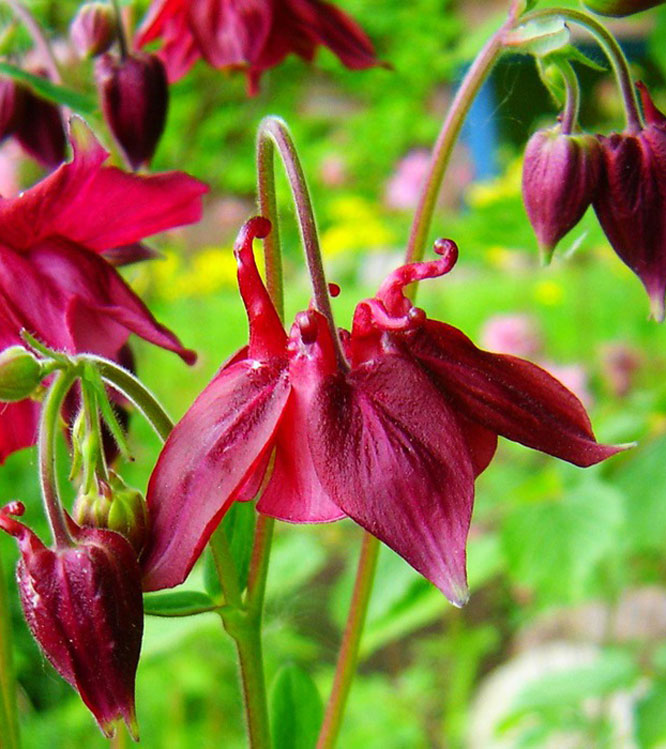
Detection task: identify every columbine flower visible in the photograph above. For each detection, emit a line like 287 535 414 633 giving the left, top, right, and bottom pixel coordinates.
143 219 621 605
583 0 665 15
0 118 207 462
593 82 666 320
0 501 143 739
136 0 378 93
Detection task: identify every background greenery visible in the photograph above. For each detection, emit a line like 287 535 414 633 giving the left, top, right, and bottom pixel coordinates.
3 0 666 746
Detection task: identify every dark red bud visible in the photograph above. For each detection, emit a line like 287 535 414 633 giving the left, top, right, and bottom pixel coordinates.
522 127 601 263
13 72 66 167
70 2 117 58
95 52 168 170
583 0 665 16
0 503 143 739
0 75 26 141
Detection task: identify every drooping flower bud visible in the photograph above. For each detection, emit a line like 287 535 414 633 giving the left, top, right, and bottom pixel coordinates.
583 0 665 16
522 126 602 263
73 471 149 554
13 72 67 167
0 75 25 140
0 502 143 739
593 82 666 320
70 2 117 58
0 346 44 401
95 52 168 170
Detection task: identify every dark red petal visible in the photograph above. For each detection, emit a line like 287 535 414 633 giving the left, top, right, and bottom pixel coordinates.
142 358 290 591
0 119 208 253
30 240 195 363
186 0 273 69
136 0 183 45
14 86 66 167
411 321 622 467
0 399 41 464
309 354 475 606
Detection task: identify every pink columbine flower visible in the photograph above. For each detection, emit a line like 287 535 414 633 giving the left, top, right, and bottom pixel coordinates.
0 501 143 739
143 219 622 605
0 118 207 462
136 0 378 93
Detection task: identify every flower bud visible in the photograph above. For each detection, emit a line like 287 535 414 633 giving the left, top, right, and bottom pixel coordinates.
70 2 117 58
0 346 44 401
583 0 665 16
0 75 25 140
95 52 168 170
522 126 602 263
0 502 143 739
73 472 149 554
593 82 666 320
13 71 66 167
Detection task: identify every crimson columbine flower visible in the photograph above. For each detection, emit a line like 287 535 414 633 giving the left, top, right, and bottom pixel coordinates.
95 52 168 169
136 0 378 93
583 0 665 15
143 219 621 605
522 126 601 262
0 501 143 739
593 82 666 320
0 118 207 462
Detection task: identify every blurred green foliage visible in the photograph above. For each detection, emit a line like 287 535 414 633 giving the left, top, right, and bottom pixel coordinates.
3 0 666 747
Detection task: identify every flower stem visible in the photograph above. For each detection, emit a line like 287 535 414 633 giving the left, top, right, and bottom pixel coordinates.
256 116 348 371
38 369 78 548
3 0 63 84
521 7 643 133
0 556 20 749
405 23 508 265
110 0 129 60
317 533 380 749
86 356 174 442
558 59 581 135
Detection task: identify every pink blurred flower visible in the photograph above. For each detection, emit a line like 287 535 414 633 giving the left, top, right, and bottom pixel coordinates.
480 314 543 358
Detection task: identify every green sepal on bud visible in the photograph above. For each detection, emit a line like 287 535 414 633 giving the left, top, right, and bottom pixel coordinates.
0 346 44 401
73 472 149 555
583 0 666 16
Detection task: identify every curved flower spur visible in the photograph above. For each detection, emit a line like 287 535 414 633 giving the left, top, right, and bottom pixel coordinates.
144 218 624 606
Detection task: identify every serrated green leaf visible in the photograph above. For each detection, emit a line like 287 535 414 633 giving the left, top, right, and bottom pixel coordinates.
504 18 570 57
0 61 96 114
143 590 218 617
270 664 323 749
501 476 625 603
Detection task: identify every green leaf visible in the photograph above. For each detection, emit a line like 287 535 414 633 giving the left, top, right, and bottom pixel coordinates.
635 680 666 748
143 590 218 617
503 17 571 57
270 664 323 749
545 44 607 72
501 476 624 603
222 500 257 592
0 61 96 114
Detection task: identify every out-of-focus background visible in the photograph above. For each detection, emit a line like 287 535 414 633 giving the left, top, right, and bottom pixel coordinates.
3 1 666 746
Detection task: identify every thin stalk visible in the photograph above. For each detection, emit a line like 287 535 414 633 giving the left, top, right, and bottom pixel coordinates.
87 356 173 442
0 556 20 749
317 534 380 749
3 0 62 83
406 24 508 264
209 524 243 609
39 369 78 547
80 378 109 488
558 60 581 135
110 0 128 59
256 117 348 371
521 7 643 132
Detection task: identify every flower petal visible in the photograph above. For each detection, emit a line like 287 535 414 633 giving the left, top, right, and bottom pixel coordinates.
142 358 290 591
411 320 622 467
309 354 475 605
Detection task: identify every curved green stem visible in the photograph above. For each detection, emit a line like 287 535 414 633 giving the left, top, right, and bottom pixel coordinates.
405 23 508 264
39 369 78 547
110 0 128 59
86 356 173 442
256 116 348 371
317 533 380 749
558 59 581 135
0 556 20 749
521 7 643 132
